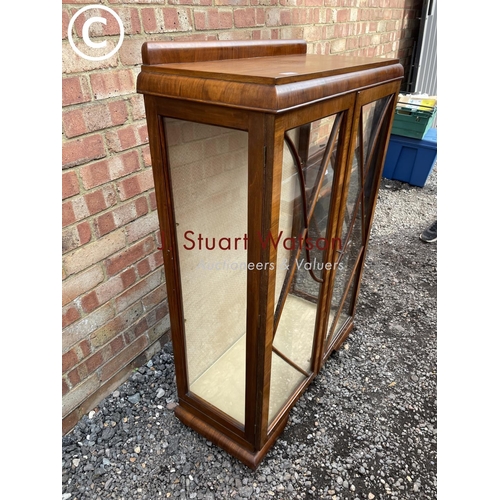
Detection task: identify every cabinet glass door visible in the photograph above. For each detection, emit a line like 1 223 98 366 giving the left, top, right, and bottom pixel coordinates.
268 113 344 424
325 95 393 352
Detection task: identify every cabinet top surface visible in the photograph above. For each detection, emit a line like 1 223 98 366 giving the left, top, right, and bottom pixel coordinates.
138 41 403 111
143 54 399 85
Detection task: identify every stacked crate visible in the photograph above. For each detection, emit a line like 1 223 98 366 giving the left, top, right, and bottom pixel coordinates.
383 95 437 187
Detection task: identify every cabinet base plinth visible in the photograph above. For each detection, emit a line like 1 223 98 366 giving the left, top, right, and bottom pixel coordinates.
174 404 289 470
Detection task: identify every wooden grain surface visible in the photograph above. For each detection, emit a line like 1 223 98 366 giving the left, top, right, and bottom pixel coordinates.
144 54 398 85
142 39 307 65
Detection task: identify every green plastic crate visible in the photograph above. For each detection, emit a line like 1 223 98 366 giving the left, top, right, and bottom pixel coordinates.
391 104 437 140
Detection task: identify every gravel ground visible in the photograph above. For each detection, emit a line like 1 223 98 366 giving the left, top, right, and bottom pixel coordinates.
62 166 437 500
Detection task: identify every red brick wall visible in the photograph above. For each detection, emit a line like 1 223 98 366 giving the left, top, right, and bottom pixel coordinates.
62 0 423 433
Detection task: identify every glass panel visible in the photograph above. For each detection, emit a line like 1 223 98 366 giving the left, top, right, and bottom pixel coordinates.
325 190 362 347
273 127 300 314
268 350 308 424
361 96 391 171
340 268 358 325
269 114 341 423
164 118 248 425
325 96 392 351
361 97 392 229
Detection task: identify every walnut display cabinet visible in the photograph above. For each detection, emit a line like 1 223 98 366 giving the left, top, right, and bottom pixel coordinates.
137 40 403 469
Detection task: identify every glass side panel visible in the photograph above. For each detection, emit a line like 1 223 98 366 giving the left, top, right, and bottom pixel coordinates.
269 114 341 424
164 118 248 425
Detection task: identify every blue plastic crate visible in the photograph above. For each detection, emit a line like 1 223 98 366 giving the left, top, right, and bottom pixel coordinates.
382 128 437 187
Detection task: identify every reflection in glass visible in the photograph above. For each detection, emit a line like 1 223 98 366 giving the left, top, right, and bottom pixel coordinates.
165 118 248 425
